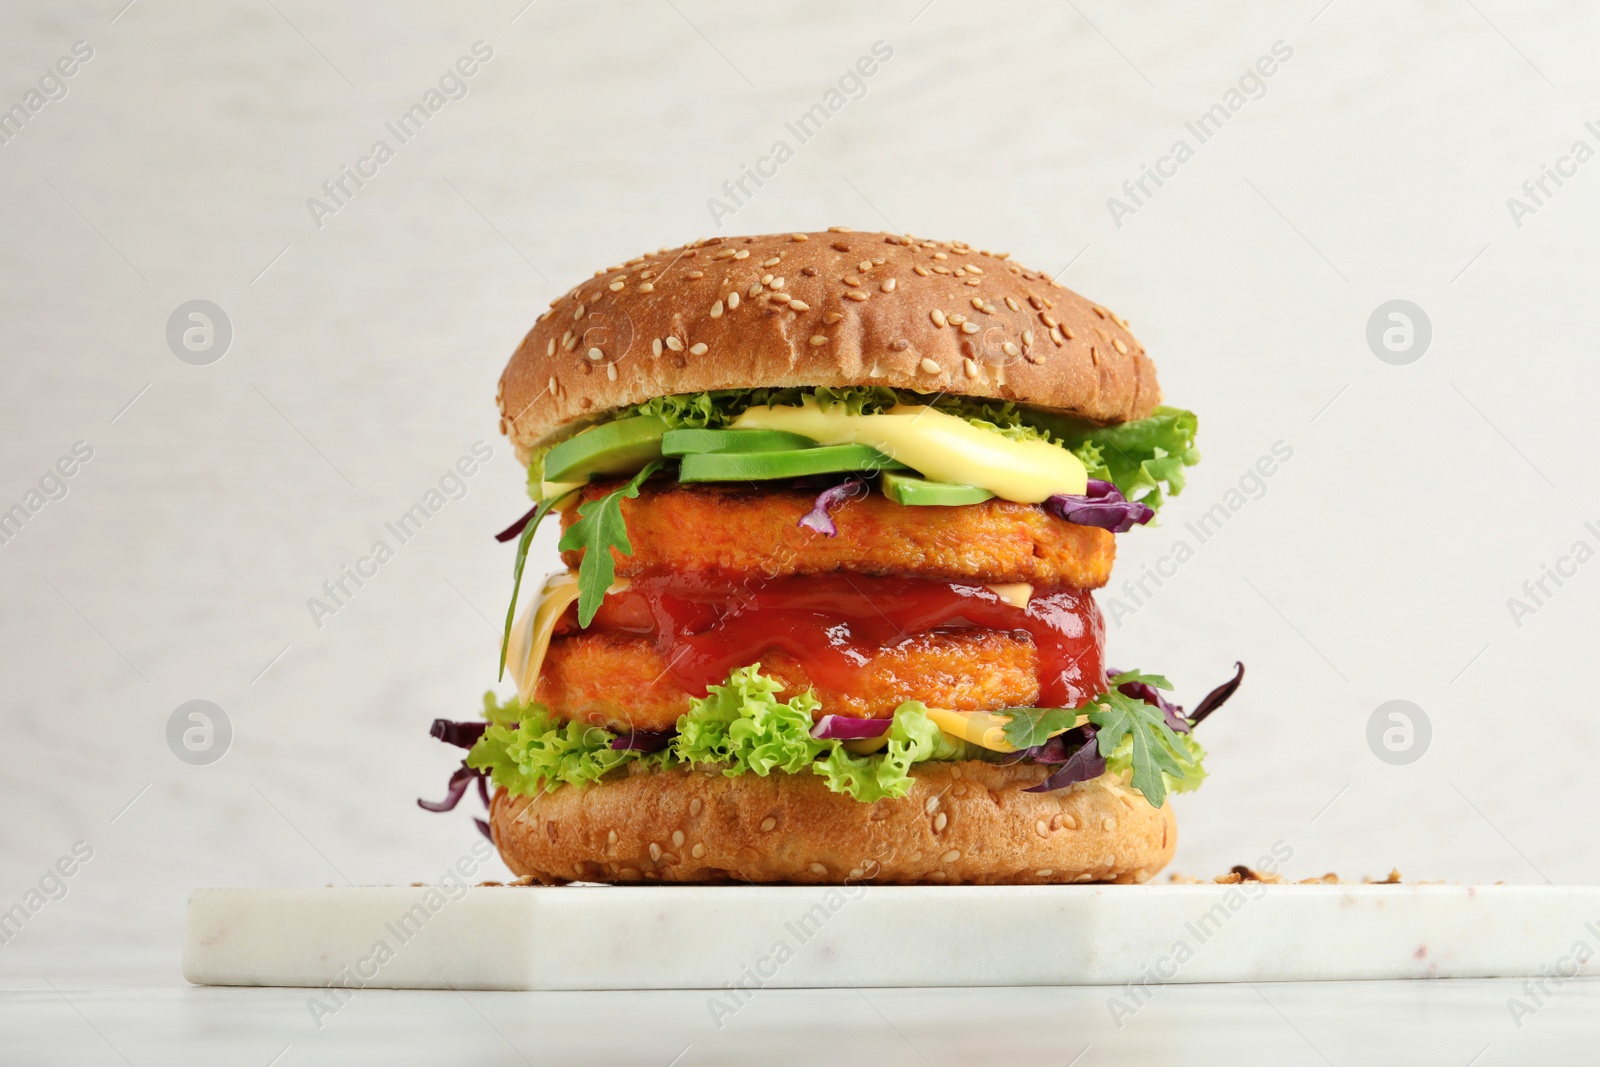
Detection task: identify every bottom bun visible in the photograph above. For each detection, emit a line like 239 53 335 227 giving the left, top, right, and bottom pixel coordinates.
488 760 1176 885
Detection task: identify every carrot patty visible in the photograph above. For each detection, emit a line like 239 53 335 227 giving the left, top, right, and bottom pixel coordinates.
536 630 1047 733
559 479 1115 588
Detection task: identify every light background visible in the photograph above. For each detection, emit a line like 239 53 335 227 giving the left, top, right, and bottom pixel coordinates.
3 0 1598 1059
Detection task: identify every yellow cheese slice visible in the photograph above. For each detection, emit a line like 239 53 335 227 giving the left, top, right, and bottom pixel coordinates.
504 573 629 704
922 707 1088 753
985 582 1033 609
731 398 1087 503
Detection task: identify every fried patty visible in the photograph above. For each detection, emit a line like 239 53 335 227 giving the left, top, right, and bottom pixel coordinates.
558 479 1114 589
536 630 1043 732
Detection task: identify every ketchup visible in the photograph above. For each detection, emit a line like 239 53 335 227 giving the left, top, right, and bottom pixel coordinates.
583 574 1106 710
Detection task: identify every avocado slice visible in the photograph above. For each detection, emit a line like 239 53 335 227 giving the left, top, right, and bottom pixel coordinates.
880 471 995 506
678 443 907 482
661 428 816 456
543 415 668 482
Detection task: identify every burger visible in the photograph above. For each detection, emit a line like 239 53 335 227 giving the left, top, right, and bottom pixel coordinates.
420 229 1241 885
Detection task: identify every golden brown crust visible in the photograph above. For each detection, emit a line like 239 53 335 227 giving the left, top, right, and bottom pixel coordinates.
538 629 1049 732
498 230 1160 458
489 763 1175 886
560 479 1116 589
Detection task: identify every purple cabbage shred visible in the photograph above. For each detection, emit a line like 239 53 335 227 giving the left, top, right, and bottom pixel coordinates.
811 714 893 741
1044 479 1154 533
798 478 865 537
610 729 677 752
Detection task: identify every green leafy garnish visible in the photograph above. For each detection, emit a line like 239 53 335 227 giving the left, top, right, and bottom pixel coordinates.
467 692 648 794
999 707 1085 750
498 489 578 680
674 664 825 775
556 460 663 626
1086 669 1205 808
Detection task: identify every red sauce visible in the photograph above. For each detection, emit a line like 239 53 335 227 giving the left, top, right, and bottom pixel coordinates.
585 574 1106 710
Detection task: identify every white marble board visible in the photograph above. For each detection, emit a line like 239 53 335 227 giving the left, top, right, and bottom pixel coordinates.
183 884 1600 991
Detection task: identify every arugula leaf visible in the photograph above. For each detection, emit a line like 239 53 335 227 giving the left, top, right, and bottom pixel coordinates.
1000 707 1085 750
1113 670 1172 691
1086 669 1204 808
557 460 663 626
498 488 578 680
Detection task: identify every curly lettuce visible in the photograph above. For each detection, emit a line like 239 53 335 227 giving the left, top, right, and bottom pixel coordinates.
466 692 648 795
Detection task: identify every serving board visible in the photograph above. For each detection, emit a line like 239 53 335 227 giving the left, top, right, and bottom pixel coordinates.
183 883 1600 990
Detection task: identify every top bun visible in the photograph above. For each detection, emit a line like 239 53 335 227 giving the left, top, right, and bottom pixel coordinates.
497 230 1160 458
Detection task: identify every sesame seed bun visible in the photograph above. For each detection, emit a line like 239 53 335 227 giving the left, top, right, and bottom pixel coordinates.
488 761 1176 886
497 230 1160 460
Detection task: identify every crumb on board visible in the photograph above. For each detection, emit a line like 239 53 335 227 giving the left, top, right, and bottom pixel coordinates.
1168 866 1405 885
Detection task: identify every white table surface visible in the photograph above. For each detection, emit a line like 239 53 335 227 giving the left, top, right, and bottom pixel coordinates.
5 0 1600 1058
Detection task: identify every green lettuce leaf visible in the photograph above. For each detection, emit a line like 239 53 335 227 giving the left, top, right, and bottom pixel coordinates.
673 664 825 775
466 692 649 795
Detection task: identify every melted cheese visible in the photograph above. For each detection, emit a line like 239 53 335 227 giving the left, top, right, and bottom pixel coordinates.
985 583 1033 609
731 398 1087 503
922 707 1089 753
505 573 629 704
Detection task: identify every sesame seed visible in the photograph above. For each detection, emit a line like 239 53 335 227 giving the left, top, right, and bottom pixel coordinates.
1050 326 1063 346
727 292 740 310
890 338 909 351
934 812 948 832
810 862 827 875
605 363 616 381
858 260 872 272
1093 305 1107 318
842 276 861 287
924 797 940 813
652 338 663 357
587 347 603 361
763 256 781 267
919 357 941 374
1040 313 1057 328
844 290 869 302
1002 341 1019 357
965 279 981 287
801 266 818 277
809 334 829 346
749 281 763 297
960 321 979 334
929 871 947 882
1022 329 1034 346
1063 326 1074 339
691 843 706 858
609 281 625 292
831 241 851 252
710 300 724 318
970 297 984 310
823 312 843 324
713 249 737 260
828 225 852 232
545 339 555 356
941 850 961 864
1062 813 1078 830
788 299 810 312
733 249 750 259
1103 817 1118 831
947 313 965 326
762 274 774 285
1036 869 1054 878
1028 295 1044 310
687 270 705 279
913 265 931 277
760 816 777 831
1035 820 1049 837
1113 337 1128 354
881 278 897 293
688 342 708 356
672 830 685 847
963 357 978 378
689 798 703 816
770 277 785 289
607 829 617 845
933 252 948 260
1005 296 1019 311
562 335 576 351
665 336 683 352
648 842 662 861
930 309 947 327
574 304 585 320
966 265 983 274
790 233 809 241
547 376 557 395
637 282 654 293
